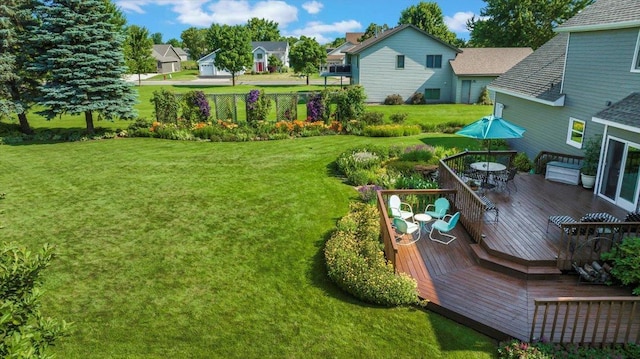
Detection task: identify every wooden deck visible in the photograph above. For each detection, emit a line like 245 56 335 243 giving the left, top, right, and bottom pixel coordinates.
394 173 636 342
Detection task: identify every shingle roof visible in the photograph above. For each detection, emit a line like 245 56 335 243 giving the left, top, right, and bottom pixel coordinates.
346 24 461 55
450 48 533 76
557 0 640 31
251 41 288 52
489 33 568 103
345 32 364 44
152 44 179 62
594 92 640 127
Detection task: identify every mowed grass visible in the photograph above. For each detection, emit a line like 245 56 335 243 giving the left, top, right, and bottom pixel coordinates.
0 134 496 358
15 84 492 130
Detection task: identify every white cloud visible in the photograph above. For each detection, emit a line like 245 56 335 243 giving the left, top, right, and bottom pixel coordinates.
302 1 323 15
117 0 298 28
444 11 476 33
287 20 361 44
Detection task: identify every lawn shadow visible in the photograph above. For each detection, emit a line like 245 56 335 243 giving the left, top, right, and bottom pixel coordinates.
0 126 121 146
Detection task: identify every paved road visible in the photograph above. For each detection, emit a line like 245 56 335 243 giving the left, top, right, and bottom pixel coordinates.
126 74 347 86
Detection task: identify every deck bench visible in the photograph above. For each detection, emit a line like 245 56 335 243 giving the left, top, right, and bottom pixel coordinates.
545 161 581 185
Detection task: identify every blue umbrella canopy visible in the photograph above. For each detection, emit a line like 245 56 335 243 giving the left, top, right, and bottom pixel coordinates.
456 115 526 140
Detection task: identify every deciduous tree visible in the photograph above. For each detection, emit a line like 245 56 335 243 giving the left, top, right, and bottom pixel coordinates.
398 1 460 46
289 36 326 85
0 0 40 134
182 27 208 60
213 25 252 86
246 17 281 41
359 23 389 42
151 31 163 44
31 0 137 134
124 25 155 86
166 38 182 48
467 0 593 49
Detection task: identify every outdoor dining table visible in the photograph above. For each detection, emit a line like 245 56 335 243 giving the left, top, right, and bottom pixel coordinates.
470 161 506 172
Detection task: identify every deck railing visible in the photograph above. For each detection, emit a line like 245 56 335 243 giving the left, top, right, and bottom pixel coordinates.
556 223 640 270
531 297 640 345
319 64 352 75
533 151 583 174
440 150 517 243
377 189 457 267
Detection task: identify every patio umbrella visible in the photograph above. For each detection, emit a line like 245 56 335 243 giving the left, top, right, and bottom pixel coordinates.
456 115 526 185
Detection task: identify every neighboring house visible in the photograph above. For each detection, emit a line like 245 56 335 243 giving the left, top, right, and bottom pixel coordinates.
196 49 240 77
326 32 363 65
250 41 290 72
337 25 529 104
152 44 182 74
345 24 461 103
174 47 189 62
489 0 640 211
450 47 533 104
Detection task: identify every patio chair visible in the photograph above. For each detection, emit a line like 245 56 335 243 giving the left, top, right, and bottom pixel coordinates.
388 195 414 221
480 196 499 223
547 215 578 233
429 212 460 245
392 217 421 245
424 197 450 220
494 167 518 193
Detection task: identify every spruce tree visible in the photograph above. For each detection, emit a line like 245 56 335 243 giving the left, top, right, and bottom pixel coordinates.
31 0 137 133
0 0 41 134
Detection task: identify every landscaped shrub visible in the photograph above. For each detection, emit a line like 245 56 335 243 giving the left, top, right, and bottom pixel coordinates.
150 89 178 124
389 112 408 123
513 152 533 172
420 120 466 134
499 339 640 359
400 144 435 163
181 90 211 124
601 236 640 295
359 111 384 125
394 174 438 189
324 203 419 306
363 124 421 137
498 340 549 359
384 94 403 105
246 89 272 123
334 85 366 122
477 86 493 105
306 91 331 123
409 92 425 104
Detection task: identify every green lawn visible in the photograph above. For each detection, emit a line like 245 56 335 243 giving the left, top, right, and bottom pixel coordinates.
0 135 496 358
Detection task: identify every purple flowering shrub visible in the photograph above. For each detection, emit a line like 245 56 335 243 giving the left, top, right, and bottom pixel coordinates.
306 92 331 123
181 90 210 123
246 89 271 123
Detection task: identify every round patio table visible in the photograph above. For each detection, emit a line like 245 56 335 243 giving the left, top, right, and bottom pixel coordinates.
470 161 506 172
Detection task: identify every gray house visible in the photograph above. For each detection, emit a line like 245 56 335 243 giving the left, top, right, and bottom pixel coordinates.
450 47 532 104
152 44 182 74
346 24 461 103
489 0 640 211
250 41 290 72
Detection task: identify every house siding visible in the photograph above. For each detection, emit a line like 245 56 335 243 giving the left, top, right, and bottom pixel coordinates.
454 76 496 104
355 28 458 103
562 29 640 121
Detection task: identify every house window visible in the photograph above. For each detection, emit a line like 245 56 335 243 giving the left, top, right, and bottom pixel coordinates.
256 53 263 60
566 117 585 148
426 54 442 68
424 88 441 100
633 31 640 72
396 55 405 69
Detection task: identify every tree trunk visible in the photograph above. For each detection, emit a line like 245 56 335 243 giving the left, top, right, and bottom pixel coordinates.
137 73 141 86
17 113 34 135
85 110 94 134
232 73 236 86
306 75 309 86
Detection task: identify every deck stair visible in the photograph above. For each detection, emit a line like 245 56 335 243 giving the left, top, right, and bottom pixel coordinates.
470 243 561 279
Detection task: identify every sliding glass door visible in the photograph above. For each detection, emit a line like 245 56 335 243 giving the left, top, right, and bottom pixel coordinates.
599 137 640 211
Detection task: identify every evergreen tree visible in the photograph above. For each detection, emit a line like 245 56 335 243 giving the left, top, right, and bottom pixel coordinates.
31 0 137 134
0 0 41 134
289 36 326 85
213 25 252 86
124 25 155 86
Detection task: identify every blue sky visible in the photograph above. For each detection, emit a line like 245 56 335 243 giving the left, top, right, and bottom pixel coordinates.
115 0 487 44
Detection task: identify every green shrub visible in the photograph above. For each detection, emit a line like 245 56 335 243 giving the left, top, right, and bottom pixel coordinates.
601 236 640 295
501 340 640 359
334 86 366 122
359 111 384 125
150 89 178 124
400 144 434 162
477 86 493 105
389 112 408 123
384 94 403 105
363 124 421 137
347 169 377 186
498 340 549 359
385 160 418 175
324 203 419 306
394 174 438 189
420 120 466 134
409 92 424 104
181 90 211 124
513 152 532 172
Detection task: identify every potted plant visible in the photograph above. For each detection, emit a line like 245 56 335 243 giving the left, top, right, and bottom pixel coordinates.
580 135 602 189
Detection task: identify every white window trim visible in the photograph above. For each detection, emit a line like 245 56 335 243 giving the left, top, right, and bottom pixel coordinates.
396 55 405 69
566 117 585 148
494 103 504 118
631 30 640 73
